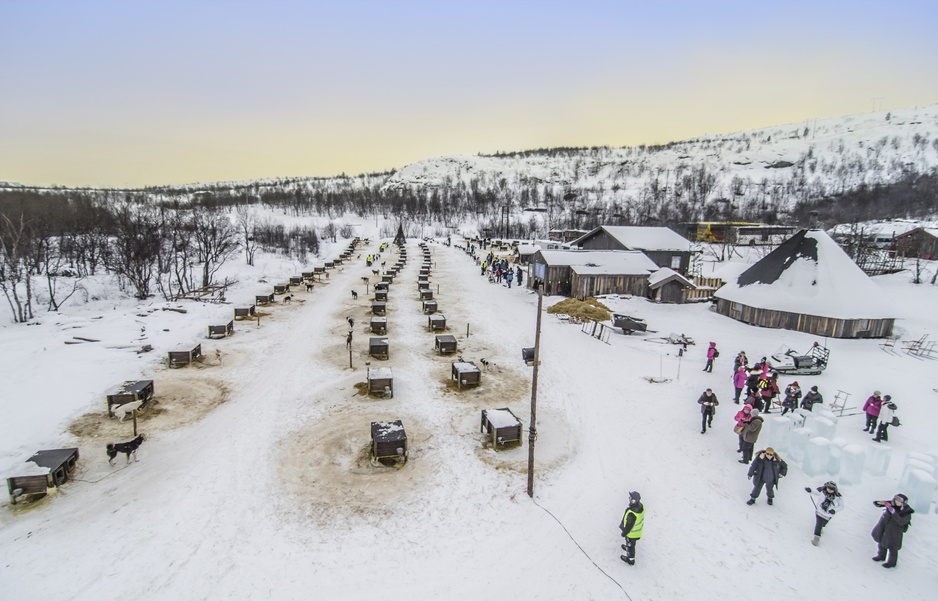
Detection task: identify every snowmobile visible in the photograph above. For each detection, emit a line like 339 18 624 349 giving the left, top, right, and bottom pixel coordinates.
612 313 648 335
769 342 830 376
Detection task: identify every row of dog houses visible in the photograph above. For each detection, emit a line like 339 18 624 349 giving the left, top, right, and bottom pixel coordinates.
8 241 368 506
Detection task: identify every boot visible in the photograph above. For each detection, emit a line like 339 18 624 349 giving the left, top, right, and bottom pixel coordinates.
811 535 820 546
620 555 634 565
746 498 756 505
882 549 898 568
767 497 773 506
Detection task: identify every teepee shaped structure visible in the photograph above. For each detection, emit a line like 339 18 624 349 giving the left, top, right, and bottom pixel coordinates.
393 223 406 247
714 229 895 338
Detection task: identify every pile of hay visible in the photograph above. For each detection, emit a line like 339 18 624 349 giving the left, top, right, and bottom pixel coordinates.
546 297 611 322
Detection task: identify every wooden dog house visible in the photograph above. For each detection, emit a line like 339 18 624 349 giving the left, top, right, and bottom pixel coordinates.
106 380 155 417
369 337 390 360
417 279 429 290
7 448 80 505
372 301 387 315
481 408 523 449
422 300 438 314
374 290 388 302
233 305 256 320
370 317 387 335
452 361 481 389
289 276 303 285
370 420 407 466
273 283 290 294
168 343 202 368
256 293 274 305
435 334 457 355
428 314 446 331
208 320 234 339
367 367 393 398
420 288 433 301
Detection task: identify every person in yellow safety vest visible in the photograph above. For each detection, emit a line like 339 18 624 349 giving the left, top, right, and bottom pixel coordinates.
619 491 644 565
480 261 487 276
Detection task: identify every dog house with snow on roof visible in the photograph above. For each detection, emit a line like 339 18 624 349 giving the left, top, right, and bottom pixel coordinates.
370 316 387 335
452 361 481 389
372 301 387 315
480 408 523 449
367 367 393 398
369 337 390 360
371 420 407 466
422 300 438 314
6 448 80 505
428 314 446 331
435 334 457 355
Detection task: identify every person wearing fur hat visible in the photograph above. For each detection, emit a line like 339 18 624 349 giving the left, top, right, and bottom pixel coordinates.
863 391 884 433
619 491 645 565
746 448 787 506
697 388 719 433
805 481 845 545
801 385 824 411
703 342 718 373
871 493 914 568
873 397 898 442
782 381 802 415
739 407 764 464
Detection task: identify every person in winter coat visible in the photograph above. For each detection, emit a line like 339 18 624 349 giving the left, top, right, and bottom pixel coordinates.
739 408 763 464
746 447 787 505
745 368 762 399
863 391 884 433
619 491 644 565
505 270 514 288
703 342 718 372
759 372 780 414
782 381 802 415
871 492 914 568
873 397 897 442
480 261 487 275
515 265 523 287
806 481 845 545
734 404 753 453
697 388 719 433
733 366 748 404
733 351 749 377
801 385 823 411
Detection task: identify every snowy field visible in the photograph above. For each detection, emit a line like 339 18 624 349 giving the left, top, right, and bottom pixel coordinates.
1 226 936 600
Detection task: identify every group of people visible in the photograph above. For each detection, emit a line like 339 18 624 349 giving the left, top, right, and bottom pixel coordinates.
479 254 523 288
724 349 825 414
615 485 913 567
863 390 900 443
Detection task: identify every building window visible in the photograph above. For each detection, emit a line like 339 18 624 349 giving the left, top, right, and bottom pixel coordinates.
730 302 742 318
670 256 681 269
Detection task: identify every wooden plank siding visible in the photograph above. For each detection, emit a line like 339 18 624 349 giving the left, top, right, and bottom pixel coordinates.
570 273 648 300
715 299 894 339
576 230 692 274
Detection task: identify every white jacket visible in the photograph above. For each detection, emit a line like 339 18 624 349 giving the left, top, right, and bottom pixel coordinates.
878 403 896 426
809 489 844 520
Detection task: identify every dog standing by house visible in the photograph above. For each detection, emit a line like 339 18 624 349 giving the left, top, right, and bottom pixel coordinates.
351 290 358 300
113 400 144 423
106 435 146 465
305 283 314 292
282 295 292 304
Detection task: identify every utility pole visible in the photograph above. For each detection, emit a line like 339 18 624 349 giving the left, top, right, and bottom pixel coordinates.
527 285 544 498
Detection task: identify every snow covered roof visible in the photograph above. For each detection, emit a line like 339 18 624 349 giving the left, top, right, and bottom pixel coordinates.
648 267 696 289
714 229 895 319
572 226 693 252
539 250 659 275
517 244 539 255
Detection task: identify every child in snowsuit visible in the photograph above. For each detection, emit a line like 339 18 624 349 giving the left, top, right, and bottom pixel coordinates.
863 391 884 433
873 397 897 442
697 389 719 433
782 381 801 415
806 481 844 545
746 447 787 505
703 342 718 372
619 491 644 565
871 493 914 568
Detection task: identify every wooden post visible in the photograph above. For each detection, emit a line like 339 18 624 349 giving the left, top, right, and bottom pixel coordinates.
466 323 470 338
133 409 138 436
527 284 543 498
349 348 353 369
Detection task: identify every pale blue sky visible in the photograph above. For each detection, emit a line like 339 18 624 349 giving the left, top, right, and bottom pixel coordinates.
2 0 936 187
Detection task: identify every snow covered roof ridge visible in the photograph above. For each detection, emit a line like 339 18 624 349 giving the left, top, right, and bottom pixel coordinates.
714 229 896 319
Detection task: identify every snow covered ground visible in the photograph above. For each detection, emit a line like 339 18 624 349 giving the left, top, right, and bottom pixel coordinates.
1 224 936 600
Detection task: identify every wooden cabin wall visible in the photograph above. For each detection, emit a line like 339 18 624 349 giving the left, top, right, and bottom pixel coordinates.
716 300 894 338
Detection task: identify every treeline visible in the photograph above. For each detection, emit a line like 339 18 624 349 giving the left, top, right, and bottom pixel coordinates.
0 191 320 322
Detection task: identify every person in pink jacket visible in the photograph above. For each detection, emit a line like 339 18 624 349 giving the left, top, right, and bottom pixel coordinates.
733 366 748 404
703 341 718 373
863 391 884 433
733 404 753 453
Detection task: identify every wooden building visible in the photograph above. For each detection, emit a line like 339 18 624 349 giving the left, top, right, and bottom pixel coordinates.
895 227 938 260
714 229 896 338
452 361 481 389
529 250 658 298
371 420 407 466
647 268 697 304
570 225 694 275
367 367 393 398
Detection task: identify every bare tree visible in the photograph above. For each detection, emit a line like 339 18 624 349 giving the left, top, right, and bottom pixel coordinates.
110 206 163 299
234 205 259 266
191 211 238 288
0 211 34 322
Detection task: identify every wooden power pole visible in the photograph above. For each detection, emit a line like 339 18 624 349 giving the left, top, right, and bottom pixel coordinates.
527 285 544 498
